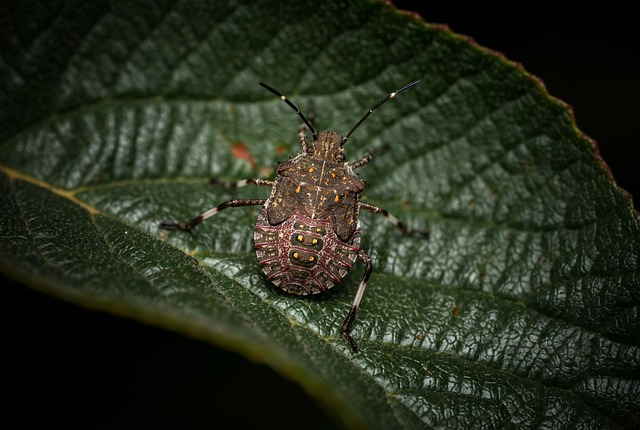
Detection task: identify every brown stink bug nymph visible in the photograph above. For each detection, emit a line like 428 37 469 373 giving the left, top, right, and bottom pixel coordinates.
160 81 428 352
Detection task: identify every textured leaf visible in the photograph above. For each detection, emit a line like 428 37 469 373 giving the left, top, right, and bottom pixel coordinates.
1 1 639 428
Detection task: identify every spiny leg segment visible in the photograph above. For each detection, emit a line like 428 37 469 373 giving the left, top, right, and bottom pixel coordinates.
342 204 427 352
210 177 274 189
341 249 373 353
160 178 270 231
160 199 266 232
298 99 315 153
349 144 390 170
360 202 429 238
346 135 428 237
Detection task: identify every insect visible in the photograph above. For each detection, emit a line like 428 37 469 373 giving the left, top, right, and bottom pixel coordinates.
160 81 428 352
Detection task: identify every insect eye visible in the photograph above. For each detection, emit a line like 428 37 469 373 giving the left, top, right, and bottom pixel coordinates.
336 153 345 161
306 146 314 154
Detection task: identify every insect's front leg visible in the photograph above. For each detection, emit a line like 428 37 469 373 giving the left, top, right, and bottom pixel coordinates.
210 178 274 189
160 199 266 232
360 202 429 238
298 99 315 153
298 124 310 153
341 249 373 353
349 144 390 170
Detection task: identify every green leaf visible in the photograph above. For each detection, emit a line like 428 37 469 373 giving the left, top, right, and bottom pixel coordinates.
1 1 638 428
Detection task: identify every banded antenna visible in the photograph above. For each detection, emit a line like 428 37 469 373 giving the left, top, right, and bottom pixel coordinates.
342 80 421 145
259 80 421 146
260 83 317 139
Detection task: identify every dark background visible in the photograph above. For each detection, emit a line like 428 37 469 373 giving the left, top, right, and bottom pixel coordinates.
2 3 638 429
398 1 639 209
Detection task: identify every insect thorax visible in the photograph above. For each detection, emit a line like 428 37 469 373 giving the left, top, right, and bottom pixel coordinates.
264 130 365 238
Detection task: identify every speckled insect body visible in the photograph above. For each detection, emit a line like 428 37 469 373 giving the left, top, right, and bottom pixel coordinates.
160 81 427 352
254 129 365 295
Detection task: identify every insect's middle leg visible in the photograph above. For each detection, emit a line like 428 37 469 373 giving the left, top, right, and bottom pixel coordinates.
360 202 429 238
160 199 266 232
341 249 373 353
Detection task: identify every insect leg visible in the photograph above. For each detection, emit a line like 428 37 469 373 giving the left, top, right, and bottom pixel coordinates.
298 123 310 153
160 199 266 232
349 154 372 170
298 99 315 153
341 249 373 353
210 178 274 189
349 144 390 170
359 202 429 238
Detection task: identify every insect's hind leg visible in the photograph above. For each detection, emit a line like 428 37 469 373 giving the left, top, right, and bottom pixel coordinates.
360 202 429 238
160 199 266 232
341 249 373 353
210 178 274 189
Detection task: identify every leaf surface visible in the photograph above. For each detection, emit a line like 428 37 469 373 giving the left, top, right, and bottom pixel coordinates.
1 1 638 428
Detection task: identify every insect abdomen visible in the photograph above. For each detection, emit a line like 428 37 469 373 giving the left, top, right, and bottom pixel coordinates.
254 209 361 295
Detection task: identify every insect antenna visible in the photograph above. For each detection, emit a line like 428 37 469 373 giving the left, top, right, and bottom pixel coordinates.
341 80 421 145
260 82 316 139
